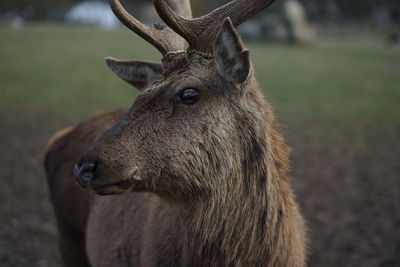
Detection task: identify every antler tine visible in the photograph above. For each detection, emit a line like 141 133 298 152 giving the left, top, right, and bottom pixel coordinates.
154 0 277 54
163 0 192 21
108 0 191 56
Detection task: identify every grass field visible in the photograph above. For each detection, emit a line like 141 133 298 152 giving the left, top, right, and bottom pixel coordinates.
1 25 399 124
1 25 400 266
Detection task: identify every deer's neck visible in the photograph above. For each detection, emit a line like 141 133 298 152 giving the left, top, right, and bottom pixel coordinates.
182 96 306 267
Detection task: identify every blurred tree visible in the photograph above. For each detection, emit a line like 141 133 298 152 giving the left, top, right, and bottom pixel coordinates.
1 0 75 20
1 0 398 24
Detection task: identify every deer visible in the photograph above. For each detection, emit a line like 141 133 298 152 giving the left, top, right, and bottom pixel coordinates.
44 0 307 266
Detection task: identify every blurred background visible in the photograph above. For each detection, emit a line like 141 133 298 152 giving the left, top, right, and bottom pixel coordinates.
0 0 399 266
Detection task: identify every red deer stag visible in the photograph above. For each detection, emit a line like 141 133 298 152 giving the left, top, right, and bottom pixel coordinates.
45 0 307 266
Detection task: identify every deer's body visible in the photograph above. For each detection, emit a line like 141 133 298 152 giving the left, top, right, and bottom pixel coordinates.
45 0 306 266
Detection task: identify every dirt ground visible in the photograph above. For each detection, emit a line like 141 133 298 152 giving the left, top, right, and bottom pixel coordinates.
0 112 399 267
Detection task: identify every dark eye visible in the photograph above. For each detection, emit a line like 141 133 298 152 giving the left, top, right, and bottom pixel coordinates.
179 88 200 105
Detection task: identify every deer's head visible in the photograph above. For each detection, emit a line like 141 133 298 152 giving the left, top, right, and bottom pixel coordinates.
74 0 277 198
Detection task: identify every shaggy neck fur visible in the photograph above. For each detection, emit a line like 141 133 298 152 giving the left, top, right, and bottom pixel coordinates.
180 84 306 267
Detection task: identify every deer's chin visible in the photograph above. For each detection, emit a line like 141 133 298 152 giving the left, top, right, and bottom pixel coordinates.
92 184 132 195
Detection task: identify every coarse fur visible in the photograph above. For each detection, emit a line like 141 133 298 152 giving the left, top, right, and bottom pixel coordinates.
45 63 306 267
45 1 307 266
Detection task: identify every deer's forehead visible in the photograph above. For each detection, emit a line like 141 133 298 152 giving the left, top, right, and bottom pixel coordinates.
143 71 208 94
136 60 227 107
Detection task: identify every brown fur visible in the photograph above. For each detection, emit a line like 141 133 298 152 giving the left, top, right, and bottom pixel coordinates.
45 81 306 267
45 10 306 267
45 110 123 267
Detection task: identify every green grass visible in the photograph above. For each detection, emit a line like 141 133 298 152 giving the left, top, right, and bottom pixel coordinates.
1 24 399 129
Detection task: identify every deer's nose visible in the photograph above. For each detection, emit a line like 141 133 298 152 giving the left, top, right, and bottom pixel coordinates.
73 161 96 188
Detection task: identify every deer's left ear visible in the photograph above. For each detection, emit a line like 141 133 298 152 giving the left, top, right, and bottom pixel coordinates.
105 57 163 90
213 18 251 85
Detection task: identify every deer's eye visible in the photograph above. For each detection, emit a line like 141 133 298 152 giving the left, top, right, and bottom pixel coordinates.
179 88 199 105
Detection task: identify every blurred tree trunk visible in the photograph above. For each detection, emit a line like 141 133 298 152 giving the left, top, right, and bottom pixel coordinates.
284 0 316 44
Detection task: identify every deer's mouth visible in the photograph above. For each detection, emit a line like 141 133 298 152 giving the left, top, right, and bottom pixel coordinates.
90 168 143 195
91 179 136 195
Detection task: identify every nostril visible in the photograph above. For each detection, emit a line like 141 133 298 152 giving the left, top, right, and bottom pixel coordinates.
74 161 97 188
81 162 96 172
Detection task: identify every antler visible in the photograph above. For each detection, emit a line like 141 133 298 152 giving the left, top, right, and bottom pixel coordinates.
154 0 277 54
108 0 192 56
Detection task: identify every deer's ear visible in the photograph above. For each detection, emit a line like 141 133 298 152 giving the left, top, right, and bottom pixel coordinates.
105 57 163 90
213 18 251 85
